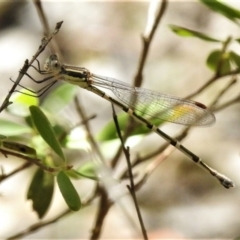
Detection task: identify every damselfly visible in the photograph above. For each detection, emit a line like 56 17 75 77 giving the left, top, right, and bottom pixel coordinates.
14 54 234 188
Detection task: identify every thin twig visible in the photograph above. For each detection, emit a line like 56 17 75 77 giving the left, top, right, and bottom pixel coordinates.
0 162 32 183
0 148 72 175
111 103 148 240
119 127 190 180
214 93 240 112
211 76 237 108
111 1 168 169
185 68 240 100
33 0 50 36
90 187 112 240
134 0 168 87
74 96 105 163
0 21 63 113
33 0 61 55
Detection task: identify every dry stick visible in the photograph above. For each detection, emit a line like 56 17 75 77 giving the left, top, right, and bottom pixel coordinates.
111 103 148 240
0 162 32 183
119 127 190 181
211 76 237 109
111 0 168 168
90 187 112 240
0 21 63 113
185 36 237 100
134 0 168 87
214 93 240 112
135 144 176 191
74 96 105 163
74 96 112 240
185 68 240 100
33 0 61 55
33 0 51 36
0 149 72 174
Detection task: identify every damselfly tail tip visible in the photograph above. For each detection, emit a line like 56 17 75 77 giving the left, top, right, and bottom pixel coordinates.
220 176 234 189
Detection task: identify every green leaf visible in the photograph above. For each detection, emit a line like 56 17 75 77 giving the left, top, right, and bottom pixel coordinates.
169 25 221 42
27 168 54 219
235 38 240 44
2 141 36 156
229 51 240 68
206 50 231 74
29 106 66 162
199 0 240 25
78 162 98 180
0 119 31 136
8 88 39 117
97 112 165 141
42 83 78 112
0 134 7 140
57 171 81 211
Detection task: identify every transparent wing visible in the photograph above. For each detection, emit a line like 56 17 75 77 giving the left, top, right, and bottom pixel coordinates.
92 74 215 126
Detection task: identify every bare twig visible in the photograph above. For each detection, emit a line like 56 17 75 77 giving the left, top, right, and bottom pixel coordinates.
33 0 61 54
211 76 237 108
134 144 175 191
214 93 240 112
185 68 240 100
0 148 72 175
33 0 50 36
0 162 32 183
0 21 63 113
111 103 148 240
111 1 168 169
134 0 168 87
90 187 112 240
185 36 238 100
74 96 105 163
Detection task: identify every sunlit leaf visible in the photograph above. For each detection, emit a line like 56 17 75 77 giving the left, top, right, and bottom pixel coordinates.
0 119 31 136
57 171 81 211
27 168 54 219
77 162 98 180
206 50 231 74
0 135 7 140
169 25 221 42
97 112 164 141
42 83 78 113
8 88 39 117
235 38 240 44
199 0 240 25
29 106 66 162
229 51 240 68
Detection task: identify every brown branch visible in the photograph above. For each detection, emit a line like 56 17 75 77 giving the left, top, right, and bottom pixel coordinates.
111 103 148 240
0 21 63 113
90 187 112 240
0 148 72 176
33 0 50 36
134 0 168 87
0 162 32 183
74 96 105 163
111 1 168 169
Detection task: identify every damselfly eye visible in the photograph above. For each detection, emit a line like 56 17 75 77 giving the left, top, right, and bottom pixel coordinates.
44 54 61 72
51 60 60 71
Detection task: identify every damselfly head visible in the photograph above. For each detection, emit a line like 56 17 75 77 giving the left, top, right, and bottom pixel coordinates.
44 54 61 73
